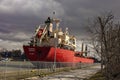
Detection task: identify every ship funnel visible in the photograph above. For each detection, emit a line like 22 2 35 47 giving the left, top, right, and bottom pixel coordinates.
85 45 88 56
81 43 84 52
81 43 84 56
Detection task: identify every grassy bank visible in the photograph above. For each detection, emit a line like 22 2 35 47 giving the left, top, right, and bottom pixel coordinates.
84 71 105 80
0 67 72 80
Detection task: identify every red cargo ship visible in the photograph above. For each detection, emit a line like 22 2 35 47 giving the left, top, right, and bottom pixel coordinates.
23 17 94 63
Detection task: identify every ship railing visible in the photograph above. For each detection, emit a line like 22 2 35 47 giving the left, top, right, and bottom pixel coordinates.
0 61 100 80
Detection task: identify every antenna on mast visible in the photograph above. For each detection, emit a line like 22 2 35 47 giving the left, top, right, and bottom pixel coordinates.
53 11 55 15
52 11 56 19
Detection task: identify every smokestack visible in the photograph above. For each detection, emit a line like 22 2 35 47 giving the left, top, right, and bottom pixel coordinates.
81 43 84 52
85 45 88 56
81 43 84 56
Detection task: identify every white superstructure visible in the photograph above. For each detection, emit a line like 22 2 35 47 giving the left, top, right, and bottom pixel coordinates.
29 17 76 51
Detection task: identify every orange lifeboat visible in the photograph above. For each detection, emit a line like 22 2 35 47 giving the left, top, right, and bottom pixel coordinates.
36 29 44 38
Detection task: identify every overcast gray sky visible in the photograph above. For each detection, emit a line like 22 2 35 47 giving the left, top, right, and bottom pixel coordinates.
0 0 120 50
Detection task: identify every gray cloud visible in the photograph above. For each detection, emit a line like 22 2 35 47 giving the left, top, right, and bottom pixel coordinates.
0 38 25 50
0 0 64 32
0 0 120 50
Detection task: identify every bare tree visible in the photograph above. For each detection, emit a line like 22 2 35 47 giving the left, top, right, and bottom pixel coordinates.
86 12 120 80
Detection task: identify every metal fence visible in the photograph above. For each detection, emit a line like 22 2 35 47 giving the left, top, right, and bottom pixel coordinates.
0 61 95 80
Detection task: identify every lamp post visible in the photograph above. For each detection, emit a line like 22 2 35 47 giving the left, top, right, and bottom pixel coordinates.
53 33 57 72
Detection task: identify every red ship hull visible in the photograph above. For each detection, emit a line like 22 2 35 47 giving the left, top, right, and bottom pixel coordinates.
23 46 94 63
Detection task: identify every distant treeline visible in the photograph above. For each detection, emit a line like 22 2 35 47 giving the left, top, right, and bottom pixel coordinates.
0 49 28 61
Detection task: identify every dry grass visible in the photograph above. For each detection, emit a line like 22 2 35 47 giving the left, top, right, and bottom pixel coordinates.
84 71 105 80
0 67 73 80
